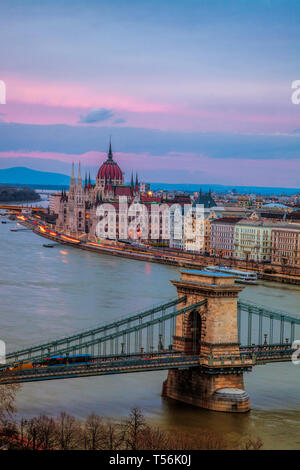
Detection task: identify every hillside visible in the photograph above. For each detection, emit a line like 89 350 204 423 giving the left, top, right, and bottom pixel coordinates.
0 167 71 186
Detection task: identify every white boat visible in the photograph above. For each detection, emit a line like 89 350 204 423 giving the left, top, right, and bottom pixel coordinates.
204 265 258 284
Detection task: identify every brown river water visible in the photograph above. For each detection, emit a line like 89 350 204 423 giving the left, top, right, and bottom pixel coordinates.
1 219 300 449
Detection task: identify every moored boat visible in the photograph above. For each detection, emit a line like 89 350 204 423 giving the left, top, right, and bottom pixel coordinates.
204 265 258 284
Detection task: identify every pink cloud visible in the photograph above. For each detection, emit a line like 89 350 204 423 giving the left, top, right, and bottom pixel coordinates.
1 76 299 134
4 76 170 113
0 150 102 165
1 102 79 126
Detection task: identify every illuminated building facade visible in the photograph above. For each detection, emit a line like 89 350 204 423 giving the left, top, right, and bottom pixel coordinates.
56 141 141 239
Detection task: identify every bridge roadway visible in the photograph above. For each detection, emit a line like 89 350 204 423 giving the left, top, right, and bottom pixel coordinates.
0 345 295 385
0 353 200 384
0 204 47 212
240 344 294 364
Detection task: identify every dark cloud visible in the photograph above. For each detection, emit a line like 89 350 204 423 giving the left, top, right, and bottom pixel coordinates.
78 108 114 124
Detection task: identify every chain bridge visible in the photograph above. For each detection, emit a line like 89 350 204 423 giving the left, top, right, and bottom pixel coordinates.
1 270 299 413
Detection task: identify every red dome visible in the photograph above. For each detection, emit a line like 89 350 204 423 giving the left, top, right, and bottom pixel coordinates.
97 159 123 180
97 142 123 181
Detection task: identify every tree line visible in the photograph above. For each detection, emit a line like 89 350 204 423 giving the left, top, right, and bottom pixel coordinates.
0 383 262 450
0 186 40 202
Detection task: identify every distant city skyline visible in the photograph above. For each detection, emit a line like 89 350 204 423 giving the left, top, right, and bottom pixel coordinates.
0 0 300 187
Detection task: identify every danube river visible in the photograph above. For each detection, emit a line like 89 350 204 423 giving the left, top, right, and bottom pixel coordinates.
1 220 300 449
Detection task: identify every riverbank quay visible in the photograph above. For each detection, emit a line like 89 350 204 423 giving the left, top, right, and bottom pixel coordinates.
20 219 202 269
259 272 300 285
15 217 300 286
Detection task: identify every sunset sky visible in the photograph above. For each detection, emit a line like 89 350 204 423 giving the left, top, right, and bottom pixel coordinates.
0 0 300 187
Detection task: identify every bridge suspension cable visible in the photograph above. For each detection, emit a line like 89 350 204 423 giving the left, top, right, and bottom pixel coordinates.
237 300 300 347
4 297 207 367
6 297 186 362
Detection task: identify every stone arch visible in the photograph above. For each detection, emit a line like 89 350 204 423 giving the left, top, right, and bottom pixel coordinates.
183 309 202 355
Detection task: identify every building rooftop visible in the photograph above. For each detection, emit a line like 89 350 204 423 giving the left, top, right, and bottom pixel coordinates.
193 189 217 208
210 217 243 224
236 220 300 230
236 219 275 227
271 223 300 230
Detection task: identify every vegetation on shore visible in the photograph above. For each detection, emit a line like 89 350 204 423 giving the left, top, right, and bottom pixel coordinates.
0 383 262 450
0 185 41 203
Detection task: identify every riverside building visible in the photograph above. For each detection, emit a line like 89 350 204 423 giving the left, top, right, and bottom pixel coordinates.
233 220 273 262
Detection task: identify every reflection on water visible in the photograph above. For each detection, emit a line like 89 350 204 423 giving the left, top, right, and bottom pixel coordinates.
1 222 300 449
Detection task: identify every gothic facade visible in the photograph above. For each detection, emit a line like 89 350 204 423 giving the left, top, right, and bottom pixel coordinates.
56 141 140 239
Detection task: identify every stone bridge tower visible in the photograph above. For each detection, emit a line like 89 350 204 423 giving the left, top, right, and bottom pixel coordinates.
162 270 251 412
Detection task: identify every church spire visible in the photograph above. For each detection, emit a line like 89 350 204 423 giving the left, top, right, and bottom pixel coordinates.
77 163 82 185
70 162 75 185
108 136 113 161
69 162 76 197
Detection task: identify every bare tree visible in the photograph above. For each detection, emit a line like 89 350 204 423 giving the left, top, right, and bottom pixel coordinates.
102 420 125 450
0 382 20 424
29 414 56 450
138 426 171 450
83 413 104 450
124 407 146 450
0 419 18 449
19 417 28 447
241 437 263 450
26 418 41 450
139 427 227 451
54 412 81 450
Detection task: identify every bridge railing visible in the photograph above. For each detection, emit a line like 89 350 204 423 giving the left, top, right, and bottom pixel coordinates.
237 300 300 348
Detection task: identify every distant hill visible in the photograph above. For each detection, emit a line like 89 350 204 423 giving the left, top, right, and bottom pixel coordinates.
149 182 300 195
0 166 299 195
0 167 71 186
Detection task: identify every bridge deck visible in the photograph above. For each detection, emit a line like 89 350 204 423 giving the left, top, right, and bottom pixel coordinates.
0 346 295 385
0 354 200 384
